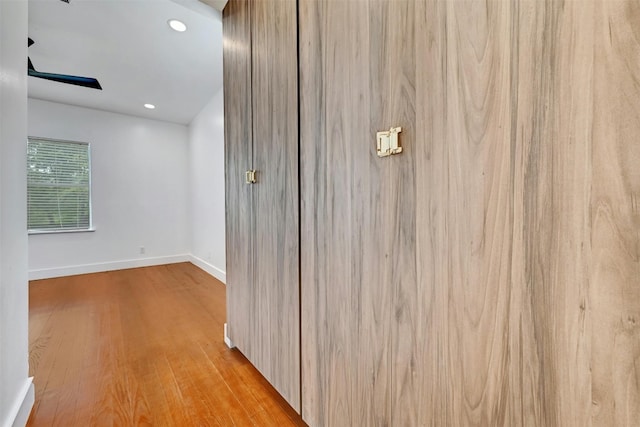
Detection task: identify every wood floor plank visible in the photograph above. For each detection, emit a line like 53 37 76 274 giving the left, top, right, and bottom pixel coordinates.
27 263 306 427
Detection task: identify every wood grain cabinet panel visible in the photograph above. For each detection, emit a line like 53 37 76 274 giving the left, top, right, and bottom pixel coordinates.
250 0 300 412
591 1 640 424
226 0 640 425
223 0 300 413
223 0 252 360
299 0 640 426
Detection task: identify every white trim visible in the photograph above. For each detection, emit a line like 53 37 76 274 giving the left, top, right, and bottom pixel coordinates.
188 255 226 284
28 227 96 235
28 255 190 280
224 323 235 349
2 377 34 427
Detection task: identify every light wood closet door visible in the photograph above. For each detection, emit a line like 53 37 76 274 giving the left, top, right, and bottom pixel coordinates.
223 0 300 413
223 0 252 356
300 0 640 426
250 0 300 412
300 1 420 425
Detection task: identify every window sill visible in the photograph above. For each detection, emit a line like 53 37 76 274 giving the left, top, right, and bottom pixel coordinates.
28 228 96 235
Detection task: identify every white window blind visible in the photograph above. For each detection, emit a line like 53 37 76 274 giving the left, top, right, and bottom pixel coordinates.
27 138 92 232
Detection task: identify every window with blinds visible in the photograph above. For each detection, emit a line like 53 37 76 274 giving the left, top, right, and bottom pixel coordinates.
27 138 92 232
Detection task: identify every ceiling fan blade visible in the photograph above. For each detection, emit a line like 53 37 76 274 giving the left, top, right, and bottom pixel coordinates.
27 38 102 90
28 69 102 90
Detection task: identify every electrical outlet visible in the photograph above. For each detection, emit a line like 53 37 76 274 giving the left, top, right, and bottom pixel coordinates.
139 246 145 255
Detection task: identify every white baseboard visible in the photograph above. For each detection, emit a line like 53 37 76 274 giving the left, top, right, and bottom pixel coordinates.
3 377 34 427
28 254 227 283
28 255 191 280
189 255 226 284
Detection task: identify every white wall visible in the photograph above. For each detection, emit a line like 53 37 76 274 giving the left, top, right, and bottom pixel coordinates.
27 99 190 279
1 1 34 426
188 88 226 283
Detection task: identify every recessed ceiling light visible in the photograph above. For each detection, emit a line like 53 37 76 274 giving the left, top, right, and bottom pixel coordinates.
168 19 187 32
144 104 156 110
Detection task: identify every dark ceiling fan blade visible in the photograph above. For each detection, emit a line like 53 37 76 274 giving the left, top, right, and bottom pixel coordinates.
28 69 102 90
27 37 102 90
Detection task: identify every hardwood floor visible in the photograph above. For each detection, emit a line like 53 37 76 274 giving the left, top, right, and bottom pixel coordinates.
27 263 306 427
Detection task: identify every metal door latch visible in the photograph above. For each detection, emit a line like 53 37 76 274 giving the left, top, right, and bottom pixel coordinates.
245 169 257 184
376 127 402 157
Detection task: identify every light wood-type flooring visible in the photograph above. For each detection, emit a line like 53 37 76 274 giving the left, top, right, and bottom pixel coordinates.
27 263 306 426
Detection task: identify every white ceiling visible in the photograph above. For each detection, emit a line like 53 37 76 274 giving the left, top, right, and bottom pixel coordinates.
28 0 225 125
198 0 227 12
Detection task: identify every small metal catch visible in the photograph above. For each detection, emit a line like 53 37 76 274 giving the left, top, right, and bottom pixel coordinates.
245 169 257 184
376 127 402 157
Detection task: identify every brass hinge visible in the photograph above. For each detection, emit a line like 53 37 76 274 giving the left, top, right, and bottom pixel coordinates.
376 127 402 157
245 169 257 184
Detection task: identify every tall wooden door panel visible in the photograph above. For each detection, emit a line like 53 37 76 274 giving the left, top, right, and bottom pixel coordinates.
251 0 300 412
300 0 640 426
223 0 300 413
300 0 416 424
299 0 514 424
223 0 253 357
